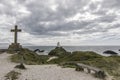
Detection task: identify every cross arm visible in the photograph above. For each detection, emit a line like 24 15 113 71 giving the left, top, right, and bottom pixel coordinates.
11 29 15 32
18 29 22 32
11 29 22 32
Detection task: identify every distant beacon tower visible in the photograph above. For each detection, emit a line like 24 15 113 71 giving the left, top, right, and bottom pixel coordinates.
57 42 61 47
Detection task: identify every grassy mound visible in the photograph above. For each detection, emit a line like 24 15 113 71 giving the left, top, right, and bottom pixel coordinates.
5 71 21 80
48 47 71 57
65 51 102 61
11 48 49 65
15 63 26 69
48 51 102 63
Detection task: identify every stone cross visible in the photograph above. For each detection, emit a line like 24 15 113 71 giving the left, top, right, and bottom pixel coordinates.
11 25 22 44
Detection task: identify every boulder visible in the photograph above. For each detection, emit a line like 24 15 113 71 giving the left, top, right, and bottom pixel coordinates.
34 49 44 53
103 50 118 55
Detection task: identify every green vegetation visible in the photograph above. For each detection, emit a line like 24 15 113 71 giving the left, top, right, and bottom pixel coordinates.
64 51 102 61
10 48 120 80
5 71 21 80
48 51 102 64
15 63 26 69
11 48 50 65
48 47 71 57
48 51 120 80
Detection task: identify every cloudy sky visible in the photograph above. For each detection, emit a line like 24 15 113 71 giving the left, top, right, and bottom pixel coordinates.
0 0 120 46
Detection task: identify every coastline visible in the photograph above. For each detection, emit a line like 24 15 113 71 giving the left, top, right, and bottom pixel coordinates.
1 46 120 55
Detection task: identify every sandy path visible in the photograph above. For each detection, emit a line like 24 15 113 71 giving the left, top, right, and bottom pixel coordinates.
0 53 101 80
0 53 17 80
19 65 101 80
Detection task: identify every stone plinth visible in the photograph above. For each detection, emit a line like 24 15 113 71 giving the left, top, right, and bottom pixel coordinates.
8 43 22 51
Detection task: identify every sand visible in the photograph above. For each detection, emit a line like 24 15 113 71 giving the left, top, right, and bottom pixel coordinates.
0 53 17 80
18 65 101 80
0 53 101 80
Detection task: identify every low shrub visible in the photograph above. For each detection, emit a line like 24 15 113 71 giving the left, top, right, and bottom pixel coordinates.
5 71 21 80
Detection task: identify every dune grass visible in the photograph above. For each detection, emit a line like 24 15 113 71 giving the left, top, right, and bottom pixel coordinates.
10 48 50 65
10 48 120 80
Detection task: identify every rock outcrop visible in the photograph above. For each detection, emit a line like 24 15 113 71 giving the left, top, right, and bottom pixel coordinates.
34 49 44 53
48 47 70 57
103 50 118 56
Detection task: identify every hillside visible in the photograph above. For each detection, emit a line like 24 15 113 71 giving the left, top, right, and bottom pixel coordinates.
11 48 49 65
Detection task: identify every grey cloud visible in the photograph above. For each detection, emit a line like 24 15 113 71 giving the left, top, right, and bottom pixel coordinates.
101 0 120 9
96 15 117 23
19 19 93 36
17 0 119 37
0 0 120 45
17 0 93 36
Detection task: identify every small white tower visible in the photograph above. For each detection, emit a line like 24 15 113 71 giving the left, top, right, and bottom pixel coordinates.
57 42 60 47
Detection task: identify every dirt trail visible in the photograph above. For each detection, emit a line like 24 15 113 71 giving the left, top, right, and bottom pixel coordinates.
0 53 17 80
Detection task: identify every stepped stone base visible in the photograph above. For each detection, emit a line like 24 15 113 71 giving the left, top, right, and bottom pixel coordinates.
8 43 22 53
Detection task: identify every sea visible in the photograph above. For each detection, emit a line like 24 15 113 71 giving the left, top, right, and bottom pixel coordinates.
1 46 120 56
24 46 120 56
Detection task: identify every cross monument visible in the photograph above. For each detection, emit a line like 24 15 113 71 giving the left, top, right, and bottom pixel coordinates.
11 25 22 44
8 25 22 52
